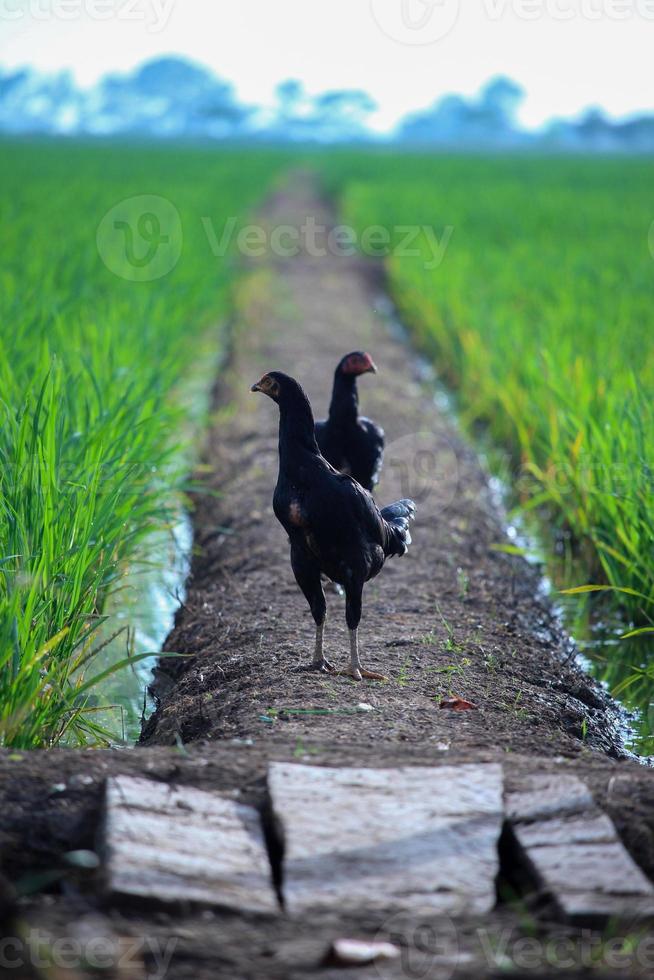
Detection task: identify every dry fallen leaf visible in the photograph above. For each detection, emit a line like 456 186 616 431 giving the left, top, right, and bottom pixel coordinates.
439 696 478 711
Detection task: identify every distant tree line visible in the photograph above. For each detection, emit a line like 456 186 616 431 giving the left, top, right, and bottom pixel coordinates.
1 56 653 151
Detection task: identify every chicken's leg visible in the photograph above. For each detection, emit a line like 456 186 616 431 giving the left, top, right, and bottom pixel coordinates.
342 628 387 681
310 619 335 673
339 583 387 681
291 545 334 673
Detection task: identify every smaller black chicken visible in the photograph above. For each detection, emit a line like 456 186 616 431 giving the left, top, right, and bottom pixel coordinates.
251 370 415 680
315 351 384 491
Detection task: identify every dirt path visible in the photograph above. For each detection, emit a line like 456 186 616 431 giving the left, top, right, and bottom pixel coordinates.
3 176 654 980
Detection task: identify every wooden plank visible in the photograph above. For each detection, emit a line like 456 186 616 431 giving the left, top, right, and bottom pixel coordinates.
505 774 594 822
516 814 615 848
507 774 654 923
105 775 277 913
526 842 654 896
268 762 504 915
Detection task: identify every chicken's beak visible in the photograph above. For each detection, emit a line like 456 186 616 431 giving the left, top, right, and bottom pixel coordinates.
366 360 378 375
250 382 262 393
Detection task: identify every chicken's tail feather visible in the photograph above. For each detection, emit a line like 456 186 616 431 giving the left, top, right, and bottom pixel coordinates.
380 498 416 557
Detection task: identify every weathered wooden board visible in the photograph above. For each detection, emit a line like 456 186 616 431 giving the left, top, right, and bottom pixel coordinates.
514 814 615 849
268 762 504 915
104 775 277 913
506 773 595 822
507 774 654 923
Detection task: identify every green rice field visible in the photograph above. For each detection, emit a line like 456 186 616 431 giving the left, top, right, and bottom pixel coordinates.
0 139 289 749
322 152 654 748
2 141 653 752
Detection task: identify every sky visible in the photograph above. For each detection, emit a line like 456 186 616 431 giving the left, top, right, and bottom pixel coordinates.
1 0 653 132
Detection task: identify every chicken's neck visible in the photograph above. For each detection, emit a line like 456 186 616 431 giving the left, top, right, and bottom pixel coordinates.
328 372 359 428
278 391 321 477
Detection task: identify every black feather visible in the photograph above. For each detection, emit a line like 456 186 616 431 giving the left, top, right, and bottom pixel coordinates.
257 372 415 643
315 353 384 492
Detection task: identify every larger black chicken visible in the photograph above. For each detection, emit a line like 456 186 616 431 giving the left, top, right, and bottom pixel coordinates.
251 370 415 680
315 351 384 491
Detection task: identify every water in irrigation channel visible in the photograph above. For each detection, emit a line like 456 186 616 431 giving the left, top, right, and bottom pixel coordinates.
376 293 654 762
556 588 654 759
490 487 654 761
85 328 222 744
88 513 192 743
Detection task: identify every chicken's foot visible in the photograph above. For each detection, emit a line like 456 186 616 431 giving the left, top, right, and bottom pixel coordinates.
293 621 335 673
339 628 388 681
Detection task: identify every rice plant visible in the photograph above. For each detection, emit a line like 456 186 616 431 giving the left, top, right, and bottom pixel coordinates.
320 151 654 728
0 139 290 748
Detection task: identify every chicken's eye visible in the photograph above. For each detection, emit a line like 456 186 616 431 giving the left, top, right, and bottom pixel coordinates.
259 376 280 397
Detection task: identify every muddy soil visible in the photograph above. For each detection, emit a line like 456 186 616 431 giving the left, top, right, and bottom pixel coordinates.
2 176 654 980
